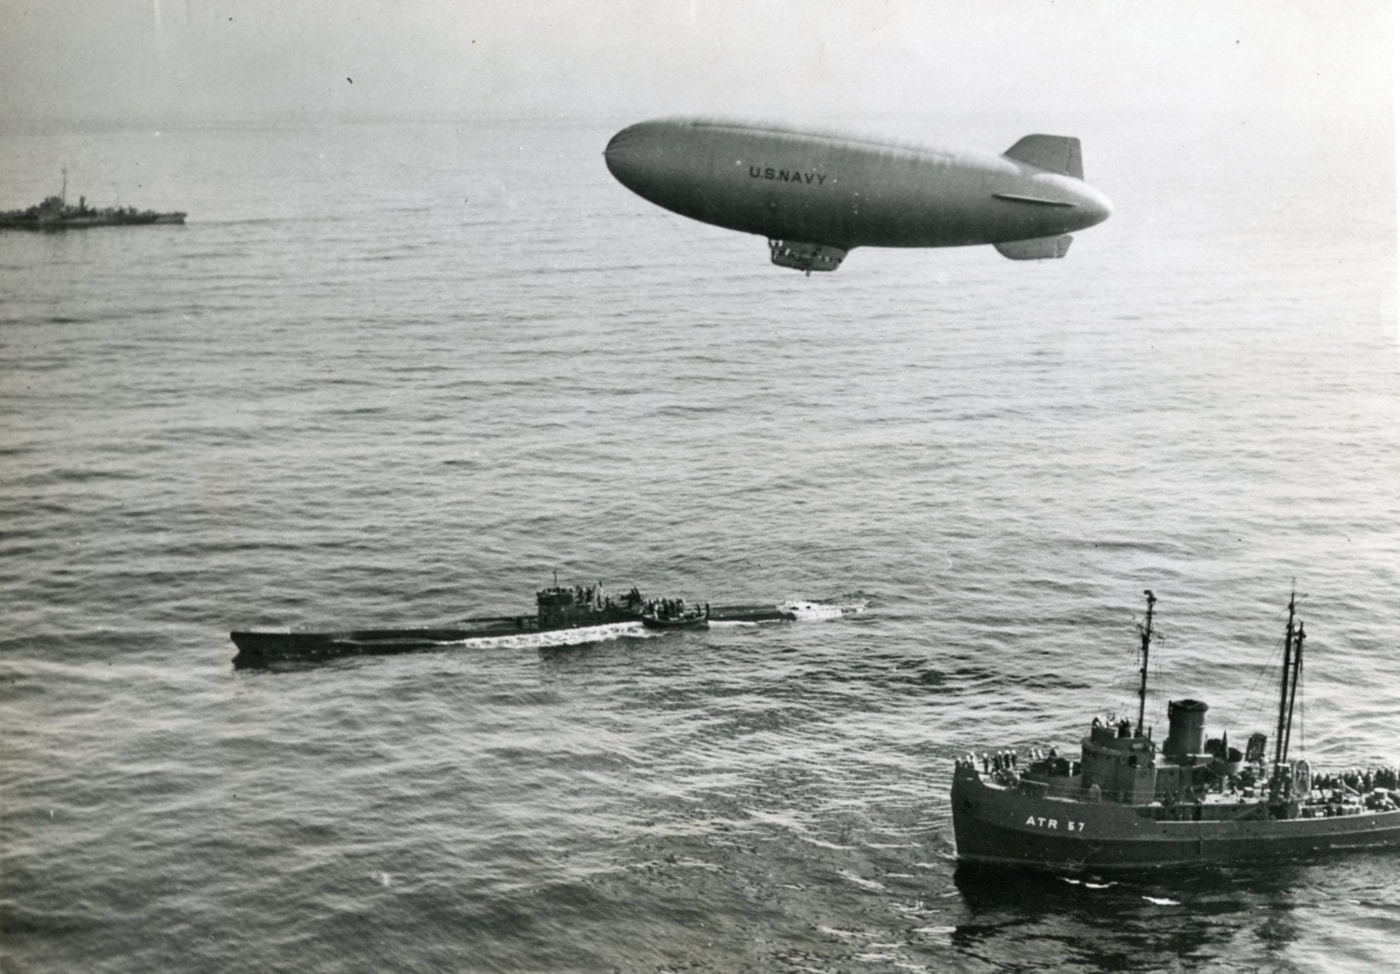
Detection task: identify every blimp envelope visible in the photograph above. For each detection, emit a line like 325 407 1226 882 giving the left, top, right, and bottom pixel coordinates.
604 118 1113 272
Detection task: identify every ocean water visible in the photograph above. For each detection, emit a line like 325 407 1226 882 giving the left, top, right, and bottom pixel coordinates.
1 115 1397 973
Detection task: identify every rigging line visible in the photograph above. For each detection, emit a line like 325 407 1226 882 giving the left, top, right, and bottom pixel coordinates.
1103 608 1150 713
1240 613 1290 730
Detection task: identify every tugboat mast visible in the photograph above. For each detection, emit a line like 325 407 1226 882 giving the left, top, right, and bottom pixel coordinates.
1274 591 1305 767
1273 593 1297 771
1269 590 1307 803
1135 589 1156 737
1283 618 1304 762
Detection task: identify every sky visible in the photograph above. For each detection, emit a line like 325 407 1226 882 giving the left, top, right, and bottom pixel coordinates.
0 0 1392 133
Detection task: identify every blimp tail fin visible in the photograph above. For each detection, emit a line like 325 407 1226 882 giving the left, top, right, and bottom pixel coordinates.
995 235 1073 260
1004 135 1084 180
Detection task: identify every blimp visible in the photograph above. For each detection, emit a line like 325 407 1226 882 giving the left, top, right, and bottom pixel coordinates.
603 117 1113 272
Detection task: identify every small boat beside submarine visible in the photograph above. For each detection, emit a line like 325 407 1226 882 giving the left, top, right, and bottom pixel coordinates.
640 600 710 631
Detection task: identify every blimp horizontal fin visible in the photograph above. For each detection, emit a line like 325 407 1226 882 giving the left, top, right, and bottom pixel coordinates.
992 192 1076 208
1003 135 1084 180
994 235 1073 260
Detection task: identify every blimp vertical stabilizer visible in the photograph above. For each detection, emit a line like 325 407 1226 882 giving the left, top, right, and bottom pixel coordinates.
603 118 1113 272
1002 135 1084 180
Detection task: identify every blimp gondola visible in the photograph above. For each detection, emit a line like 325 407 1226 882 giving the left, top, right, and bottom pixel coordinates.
603 117 1113 272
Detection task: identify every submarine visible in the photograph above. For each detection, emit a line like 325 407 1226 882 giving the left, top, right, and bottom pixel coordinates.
229 580 868 668
603 117 1112 272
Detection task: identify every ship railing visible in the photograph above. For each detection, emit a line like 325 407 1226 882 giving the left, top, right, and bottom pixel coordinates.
1012 775 1146 804
954 762 1125 804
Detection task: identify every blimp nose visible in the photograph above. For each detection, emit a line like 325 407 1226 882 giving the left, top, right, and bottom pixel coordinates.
604 123 654 190
603 126 633 169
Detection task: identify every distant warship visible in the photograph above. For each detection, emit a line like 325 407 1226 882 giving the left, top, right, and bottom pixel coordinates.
0 170 185 230
952 590 1400 871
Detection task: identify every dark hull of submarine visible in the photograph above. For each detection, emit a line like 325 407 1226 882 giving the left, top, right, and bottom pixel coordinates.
230 593 804 668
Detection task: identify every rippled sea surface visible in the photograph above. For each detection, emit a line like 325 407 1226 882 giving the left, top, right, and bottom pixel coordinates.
2 116 1397 973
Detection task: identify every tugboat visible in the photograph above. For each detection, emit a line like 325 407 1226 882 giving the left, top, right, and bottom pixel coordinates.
0 169 186 230
951 590 1400 871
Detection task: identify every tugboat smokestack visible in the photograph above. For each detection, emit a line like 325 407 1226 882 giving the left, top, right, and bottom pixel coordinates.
1164 699 1209 758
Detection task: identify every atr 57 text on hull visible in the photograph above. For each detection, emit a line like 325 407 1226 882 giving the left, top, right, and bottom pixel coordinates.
604 117 1113 272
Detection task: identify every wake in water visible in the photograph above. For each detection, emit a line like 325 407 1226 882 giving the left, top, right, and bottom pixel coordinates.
778 599 869 621
450 600 866 648
447 620 649 650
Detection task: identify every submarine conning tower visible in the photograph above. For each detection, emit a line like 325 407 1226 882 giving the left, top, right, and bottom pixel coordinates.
1163 698 1209 760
